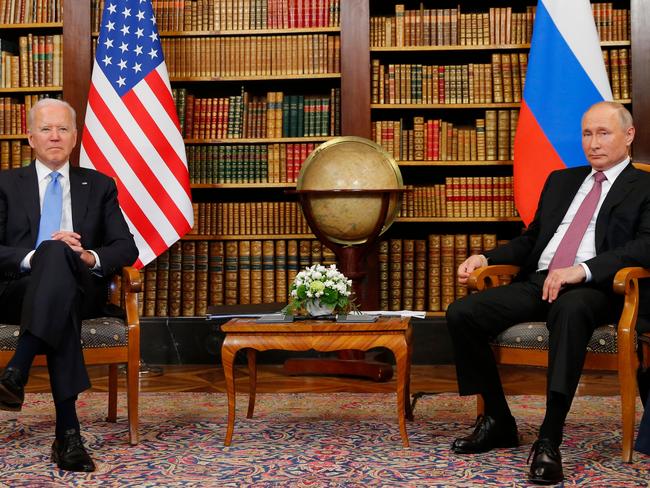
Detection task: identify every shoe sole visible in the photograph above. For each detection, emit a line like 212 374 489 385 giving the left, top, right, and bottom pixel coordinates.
0 401 22 412
528 475 564 485
51 448 96 473
51 453 96 472
452 439 520 454
0 383 22 411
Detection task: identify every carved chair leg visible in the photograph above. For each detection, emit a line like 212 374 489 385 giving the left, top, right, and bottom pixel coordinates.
127 359 140 445
619 352 637 463
107 364 118 423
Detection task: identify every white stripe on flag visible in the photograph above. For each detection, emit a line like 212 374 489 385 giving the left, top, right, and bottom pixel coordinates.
82 104 181 246
156 62 173 95
543 0 613 100
132 68 187 169
88 65 192 213
79 144 156 264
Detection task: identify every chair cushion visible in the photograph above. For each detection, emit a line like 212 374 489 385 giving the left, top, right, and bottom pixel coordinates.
0 317 127 351
490 322 627 354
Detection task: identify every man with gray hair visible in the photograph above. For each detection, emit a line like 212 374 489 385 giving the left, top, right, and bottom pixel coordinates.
447 101 650 483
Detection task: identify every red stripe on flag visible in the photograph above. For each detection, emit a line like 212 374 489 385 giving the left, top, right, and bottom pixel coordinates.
124 77 191 198
87 84 192 235
81 126 169 258
146 69 183 134
514 101 566 226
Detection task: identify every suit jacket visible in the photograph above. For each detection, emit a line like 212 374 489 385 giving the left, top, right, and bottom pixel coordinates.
485 164 650 308
0 163 138 290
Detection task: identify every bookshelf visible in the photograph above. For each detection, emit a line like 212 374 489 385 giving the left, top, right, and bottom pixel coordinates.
5 0 650 320
90 0 343 317
367 0 633 316
0 1 64 170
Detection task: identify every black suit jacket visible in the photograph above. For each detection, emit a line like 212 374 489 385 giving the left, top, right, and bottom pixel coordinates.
0 163 138 289
485 163 650 323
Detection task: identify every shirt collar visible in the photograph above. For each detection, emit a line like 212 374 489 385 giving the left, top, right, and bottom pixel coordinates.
35 159 70 182
589 157 630 184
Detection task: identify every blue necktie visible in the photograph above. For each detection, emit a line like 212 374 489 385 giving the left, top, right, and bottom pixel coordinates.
36 171 62 247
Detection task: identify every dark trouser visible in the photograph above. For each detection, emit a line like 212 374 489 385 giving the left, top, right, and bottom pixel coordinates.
446 273 620 402
0 240 107 402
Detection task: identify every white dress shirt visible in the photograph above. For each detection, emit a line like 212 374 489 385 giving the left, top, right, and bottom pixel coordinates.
21 160 101 271
537 157 630 280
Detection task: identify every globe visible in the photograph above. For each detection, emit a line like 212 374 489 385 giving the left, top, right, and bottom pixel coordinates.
297 136 403 245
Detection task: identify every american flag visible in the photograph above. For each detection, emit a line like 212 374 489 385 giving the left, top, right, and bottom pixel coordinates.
80 0 193 268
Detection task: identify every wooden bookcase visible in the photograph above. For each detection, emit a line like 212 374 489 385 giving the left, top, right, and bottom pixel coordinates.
364 0 634 316
89 0 345 317
0 1 64 169
3 0 650 319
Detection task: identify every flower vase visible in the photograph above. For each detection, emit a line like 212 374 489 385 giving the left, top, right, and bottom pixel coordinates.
305 299 335 317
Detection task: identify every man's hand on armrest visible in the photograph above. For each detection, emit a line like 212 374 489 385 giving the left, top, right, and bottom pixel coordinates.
543 265 586 303
457 254 488 285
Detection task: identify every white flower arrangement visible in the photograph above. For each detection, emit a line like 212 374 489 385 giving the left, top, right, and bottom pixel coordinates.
285 264 354 315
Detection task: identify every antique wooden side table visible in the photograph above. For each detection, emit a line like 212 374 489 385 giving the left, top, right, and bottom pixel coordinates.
220 316 413 447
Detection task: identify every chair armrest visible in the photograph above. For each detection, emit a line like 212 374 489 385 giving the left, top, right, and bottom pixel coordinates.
122 266 143 294
467 265 520 292
121 266 142 327
612 267 650 369
613 267 650 296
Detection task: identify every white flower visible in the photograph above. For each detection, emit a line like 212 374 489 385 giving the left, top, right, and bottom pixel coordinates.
288 263 352 313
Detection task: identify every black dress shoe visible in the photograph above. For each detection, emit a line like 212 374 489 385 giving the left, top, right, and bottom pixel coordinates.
0 367 24 411
451 414 519 454
51 429 96 472
528 438 564 485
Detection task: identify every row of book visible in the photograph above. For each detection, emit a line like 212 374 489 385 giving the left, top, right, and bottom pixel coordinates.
370 3 629 48
160 34 340 78
0 139 32 170
399 178 517 219
137 233 506 316
0 96 24 134
593 2 631 41
188 201 312 236
0 0 61 24
187 142 316 184
0 93 54 135
371 6 536 48
373 110 518 162
0 35 62 88
173 87 340 140
139 238 336 317
379 234 503 312
92 0 341 33
372 54 529 106
604 48 631 101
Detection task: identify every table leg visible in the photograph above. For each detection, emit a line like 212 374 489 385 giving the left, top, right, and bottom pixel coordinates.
221 343 238 446
246 348 257 419
405 334 414 422
391 340 410 447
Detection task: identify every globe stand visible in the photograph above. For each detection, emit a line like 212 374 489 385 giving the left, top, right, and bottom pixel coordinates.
283 189 402 382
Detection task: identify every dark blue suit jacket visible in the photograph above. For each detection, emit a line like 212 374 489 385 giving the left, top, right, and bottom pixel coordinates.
0 163 138 342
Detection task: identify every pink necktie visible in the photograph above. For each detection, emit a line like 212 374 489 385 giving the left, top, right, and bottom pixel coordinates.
548 171 607 271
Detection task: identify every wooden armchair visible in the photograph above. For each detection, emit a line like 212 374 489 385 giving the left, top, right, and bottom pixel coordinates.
0 266 142 445
467 264 650 462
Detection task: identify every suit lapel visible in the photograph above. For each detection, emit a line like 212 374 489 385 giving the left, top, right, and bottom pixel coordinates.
70 167 90 233
18 163 41 241
595 163 637 248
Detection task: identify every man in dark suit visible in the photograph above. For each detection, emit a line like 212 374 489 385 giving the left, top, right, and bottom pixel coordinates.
0 98 138 472
446 101 650 484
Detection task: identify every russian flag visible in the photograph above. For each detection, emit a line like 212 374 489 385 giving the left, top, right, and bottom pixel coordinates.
514 0 612 225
